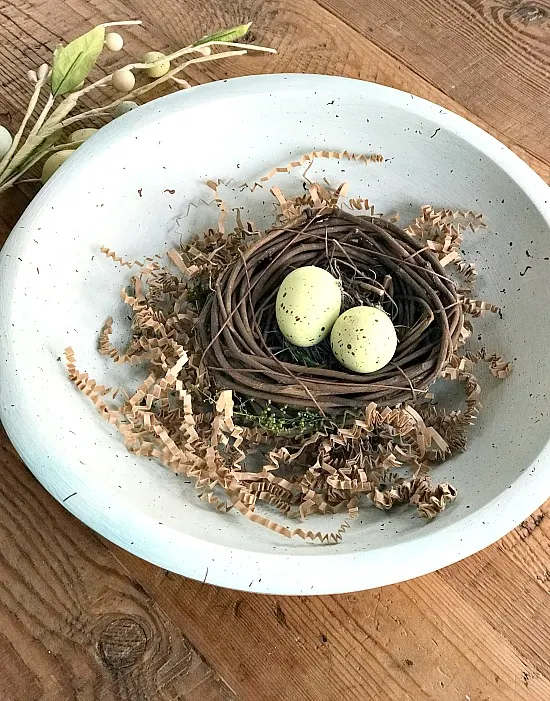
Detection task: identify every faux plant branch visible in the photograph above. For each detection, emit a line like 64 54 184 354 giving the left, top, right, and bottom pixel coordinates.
0 20 275 194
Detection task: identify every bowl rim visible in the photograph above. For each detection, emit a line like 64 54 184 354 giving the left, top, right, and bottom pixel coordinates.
1 73 550 595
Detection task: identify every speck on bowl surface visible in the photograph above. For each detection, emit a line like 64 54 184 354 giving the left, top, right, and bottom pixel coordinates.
1 75 549 595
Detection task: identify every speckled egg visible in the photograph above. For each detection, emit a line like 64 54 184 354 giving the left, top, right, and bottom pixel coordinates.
330 306 397 373
276 266 341 347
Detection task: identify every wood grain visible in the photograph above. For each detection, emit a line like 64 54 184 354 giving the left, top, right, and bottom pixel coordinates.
0 425 236 700
1 0 550 699
0 0 548 182
132 0 550 181
314 0 550 169
107 526 550 701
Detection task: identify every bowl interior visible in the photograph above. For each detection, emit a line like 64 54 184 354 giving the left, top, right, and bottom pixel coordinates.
1 75 549 593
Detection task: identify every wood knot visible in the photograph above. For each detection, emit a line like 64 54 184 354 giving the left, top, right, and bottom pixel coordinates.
513 3 547 23
98 618 148 670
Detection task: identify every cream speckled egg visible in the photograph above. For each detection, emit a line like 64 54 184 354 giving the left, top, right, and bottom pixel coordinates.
114 101 139 117
40 150 73 184
276 266 341 348
142 51 171 78
69 128 99 144
330 306 397 373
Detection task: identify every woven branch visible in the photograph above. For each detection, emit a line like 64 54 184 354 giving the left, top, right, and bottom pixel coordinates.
197 207 463 412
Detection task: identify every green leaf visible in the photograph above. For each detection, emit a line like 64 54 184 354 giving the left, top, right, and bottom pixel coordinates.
193 22 252 46
51 26 105 96
0 132 59 187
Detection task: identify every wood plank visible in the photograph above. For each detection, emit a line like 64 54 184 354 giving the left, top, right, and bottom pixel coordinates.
0 425 236 701
1 0 550 700
109 539 550 701
0 189 30 246
498 503 550 588
314 0 550 169
438 545 550 685
143 0 550 181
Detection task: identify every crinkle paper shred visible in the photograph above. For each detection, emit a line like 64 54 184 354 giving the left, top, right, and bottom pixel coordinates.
67 152 510 543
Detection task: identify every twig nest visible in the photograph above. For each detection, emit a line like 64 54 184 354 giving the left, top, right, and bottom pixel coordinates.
68 128 99 145
276 266 341 347
105 32 124 52
112 69 135 92
198 207 462 412
141 51 171 78
0 126 12 159
40 150 73 183
331 306 397 373
114 100 138 117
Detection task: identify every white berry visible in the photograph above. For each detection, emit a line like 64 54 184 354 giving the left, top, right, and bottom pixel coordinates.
37 64 49 80
40 150 73 183
105 32 124 52
114 101 138 117
0 126 12 159
142 51 170 78
195 46 212 56
112 69 135 92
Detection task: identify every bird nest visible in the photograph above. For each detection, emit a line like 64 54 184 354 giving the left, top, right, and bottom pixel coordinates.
197 207 463 413
66 157 512 542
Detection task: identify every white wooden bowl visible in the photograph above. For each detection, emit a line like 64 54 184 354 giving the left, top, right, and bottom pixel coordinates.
1 75 549 594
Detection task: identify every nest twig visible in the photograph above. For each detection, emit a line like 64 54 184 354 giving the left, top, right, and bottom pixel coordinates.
66 180 510 540
197 207 463 412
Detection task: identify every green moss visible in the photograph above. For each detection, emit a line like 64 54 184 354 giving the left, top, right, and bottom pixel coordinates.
234 397 331 437
186 274 210 310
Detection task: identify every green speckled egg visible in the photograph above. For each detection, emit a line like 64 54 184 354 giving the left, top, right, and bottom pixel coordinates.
330 306 397 373
276 266 341 348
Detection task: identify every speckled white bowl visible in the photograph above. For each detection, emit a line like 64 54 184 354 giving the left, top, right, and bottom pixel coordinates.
1 75 549 595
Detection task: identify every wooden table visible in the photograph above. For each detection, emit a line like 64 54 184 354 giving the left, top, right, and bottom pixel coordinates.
0 1 549 699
